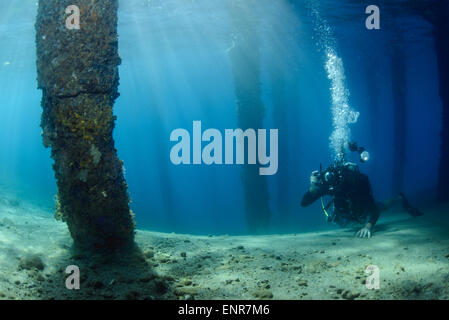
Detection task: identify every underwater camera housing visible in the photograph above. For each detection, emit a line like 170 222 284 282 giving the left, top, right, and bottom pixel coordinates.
317 159 362 191
348 142 369 163
316 142 368 189
318 162 344 190
316 142 368 191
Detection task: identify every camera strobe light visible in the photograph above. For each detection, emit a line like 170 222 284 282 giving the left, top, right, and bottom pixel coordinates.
360 150 370 163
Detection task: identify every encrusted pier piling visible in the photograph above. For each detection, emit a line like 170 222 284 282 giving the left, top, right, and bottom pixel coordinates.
36 0 135 250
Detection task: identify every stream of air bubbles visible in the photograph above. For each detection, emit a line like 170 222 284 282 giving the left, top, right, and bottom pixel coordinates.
308 1 359 161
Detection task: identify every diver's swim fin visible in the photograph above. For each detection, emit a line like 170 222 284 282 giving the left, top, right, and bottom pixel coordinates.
399 192 424 217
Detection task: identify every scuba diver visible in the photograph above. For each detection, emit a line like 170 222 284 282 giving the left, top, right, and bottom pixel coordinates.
301 142 424 239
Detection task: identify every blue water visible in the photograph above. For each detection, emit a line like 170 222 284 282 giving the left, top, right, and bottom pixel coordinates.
0 0 442 235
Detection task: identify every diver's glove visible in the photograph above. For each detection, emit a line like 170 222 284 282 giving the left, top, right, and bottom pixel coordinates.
356 226 372 239
309 170 321 192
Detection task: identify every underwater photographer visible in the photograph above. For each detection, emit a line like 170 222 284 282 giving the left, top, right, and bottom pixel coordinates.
301 142 424 239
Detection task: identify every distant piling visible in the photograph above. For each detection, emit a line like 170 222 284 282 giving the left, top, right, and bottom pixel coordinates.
227 0 271 234
35 0 135 250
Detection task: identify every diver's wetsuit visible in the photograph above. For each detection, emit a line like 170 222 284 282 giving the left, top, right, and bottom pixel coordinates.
301 163 380 227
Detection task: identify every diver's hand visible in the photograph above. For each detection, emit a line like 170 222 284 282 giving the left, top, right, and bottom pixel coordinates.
309 171 320 192
356 226 372 239
310 171 319 184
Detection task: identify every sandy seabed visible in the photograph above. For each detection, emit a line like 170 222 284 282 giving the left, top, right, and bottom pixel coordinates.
0 193 448 300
